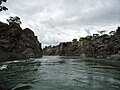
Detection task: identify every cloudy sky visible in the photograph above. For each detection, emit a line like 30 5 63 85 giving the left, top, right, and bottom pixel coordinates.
0 0 120 47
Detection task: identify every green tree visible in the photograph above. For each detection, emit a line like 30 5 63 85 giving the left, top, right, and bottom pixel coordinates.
97 30 106 35
72 38 77 42
6 16 22 25
79 37 86 41
85 35 93 40
109 31 115 36
0 0 8 11
116 27 120 34
93 34 99 39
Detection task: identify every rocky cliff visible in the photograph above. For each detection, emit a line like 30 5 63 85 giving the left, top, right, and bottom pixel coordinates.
0 22 42 61
43 27 120 60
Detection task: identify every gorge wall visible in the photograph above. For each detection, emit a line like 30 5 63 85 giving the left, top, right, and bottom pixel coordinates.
43 27 120 59
0 22 42 61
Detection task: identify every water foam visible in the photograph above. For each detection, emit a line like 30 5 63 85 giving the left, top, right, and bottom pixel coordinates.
0 64 8 70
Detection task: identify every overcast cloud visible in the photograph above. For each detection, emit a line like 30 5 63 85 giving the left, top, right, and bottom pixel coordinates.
0 0 120 47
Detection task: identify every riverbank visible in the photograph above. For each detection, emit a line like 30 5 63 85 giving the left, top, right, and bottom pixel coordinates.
83 57 120 67
43 27 120 61
59 55 120 67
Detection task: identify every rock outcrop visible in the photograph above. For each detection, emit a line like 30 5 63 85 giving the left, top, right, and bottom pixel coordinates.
43 27 120 60
0 22 42 61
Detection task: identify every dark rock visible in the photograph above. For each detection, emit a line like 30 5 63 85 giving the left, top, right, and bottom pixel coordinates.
0 22 42 61
0 87 10 90
43 27 120 60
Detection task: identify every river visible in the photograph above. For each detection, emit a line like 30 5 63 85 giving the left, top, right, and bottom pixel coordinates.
0 56 120 90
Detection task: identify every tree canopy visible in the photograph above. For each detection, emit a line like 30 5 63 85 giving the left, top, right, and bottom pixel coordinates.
6 16 22 25
72 38 77 42
0 0 8 11
97 30 106 35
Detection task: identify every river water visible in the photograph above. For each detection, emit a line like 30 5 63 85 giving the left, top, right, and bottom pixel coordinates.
0 56 120 90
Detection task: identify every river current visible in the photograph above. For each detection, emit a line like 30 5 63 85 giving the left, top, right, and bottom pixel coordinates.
0 56 120 90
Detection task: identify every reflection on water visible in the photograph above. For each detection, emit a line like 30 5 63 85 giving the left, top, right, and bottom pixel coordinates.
0 56 120 90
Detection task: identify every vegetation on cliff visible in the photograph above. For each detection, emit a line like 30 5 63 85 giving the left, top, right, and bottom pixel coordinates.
0 0 8 11
0 17 42 61
43 27 120 59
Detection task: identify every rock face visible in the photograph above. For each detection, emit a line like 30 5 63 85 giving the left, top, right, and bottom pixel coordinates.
43 27 120 60
0 22 42 61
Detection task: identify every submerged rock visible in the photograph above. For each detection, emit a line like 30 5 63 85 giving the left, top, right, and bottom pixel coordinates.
111 54 120 60
0 22 42 61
